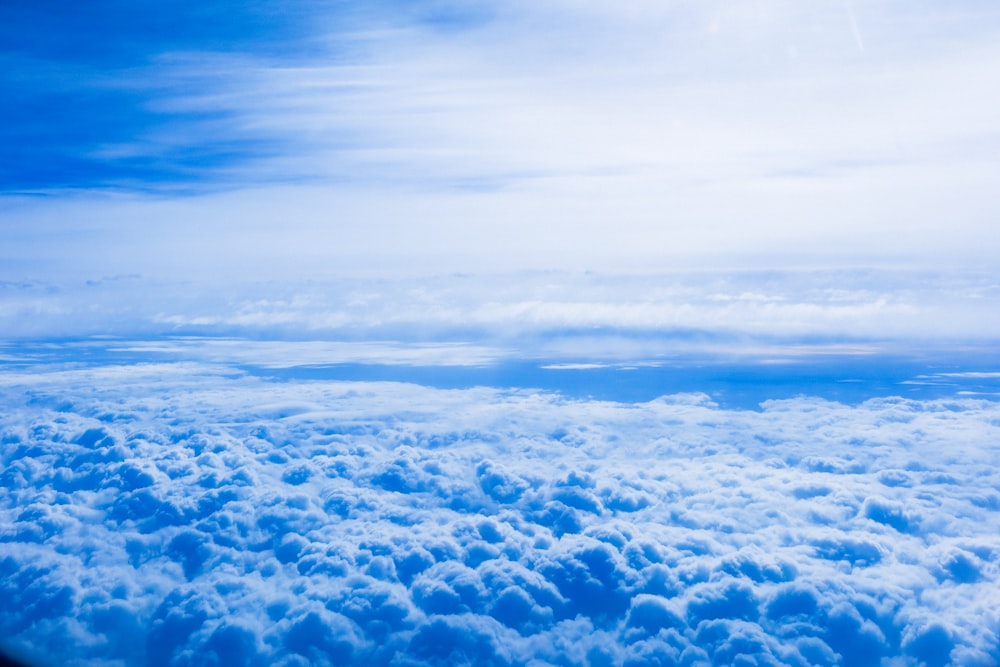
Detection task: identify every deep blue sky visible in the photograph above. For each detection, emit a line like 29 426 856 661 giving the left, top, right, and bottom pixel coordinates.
0 1 511 191
2 1 348 190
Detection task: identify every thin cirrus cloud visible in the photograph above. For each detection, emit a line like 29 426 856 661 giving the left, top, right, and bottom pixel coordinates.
2 0 1000 282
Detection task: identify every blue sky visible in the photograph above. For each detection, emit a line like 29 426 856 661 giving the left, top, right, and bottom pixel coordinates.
2 0 1000 284
2 0 1000 356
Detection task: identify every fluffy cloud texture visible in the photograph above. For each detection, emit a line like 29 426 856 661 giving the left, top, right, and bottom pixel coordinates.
2 356 999 666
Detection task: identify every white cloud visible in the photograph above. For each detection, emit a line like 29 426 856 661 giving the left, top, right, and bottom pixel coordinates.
109 339 502 368
2 357 999 665
3 269 1000 345
3 2 1000 281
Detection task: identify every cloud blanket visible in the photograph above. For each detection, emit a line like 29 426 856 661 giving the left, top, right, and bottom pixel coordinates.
2 361 999 666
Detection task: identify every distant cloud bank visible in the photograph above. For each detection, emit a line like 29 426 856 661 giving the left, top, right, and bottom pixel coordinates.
2 360 998 665
3 269 1000 344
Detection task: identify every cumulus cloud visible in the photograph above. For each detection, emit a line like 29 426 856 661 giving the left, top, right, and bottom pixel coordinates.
2 356 999 666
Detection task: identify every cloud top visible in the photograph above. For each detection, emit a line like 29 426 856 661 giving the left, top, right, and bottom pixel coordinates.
2 359 999 665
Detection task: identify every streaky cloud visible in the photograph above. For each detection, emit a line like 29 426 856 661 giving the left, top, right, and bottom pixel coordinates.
3 2 1000 277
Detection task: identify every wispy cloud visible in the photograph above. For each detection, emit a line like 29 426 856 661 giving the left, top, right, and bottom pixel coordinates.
117 0 1000 202
3 1 1000 280
108 338 502 368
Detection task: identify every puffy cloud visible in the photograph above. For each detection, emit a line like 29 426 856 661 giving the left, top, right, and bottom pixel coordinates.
2 358 1000 665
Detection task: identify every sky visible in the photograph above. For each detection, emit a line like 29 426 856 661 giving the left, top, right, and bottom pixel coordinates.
2 0 1000 350
2 0 1000 284
3 2 1000 666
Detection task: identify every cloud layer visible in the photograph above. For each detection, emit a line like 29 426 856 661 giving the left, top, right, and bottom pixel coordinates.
4 269 1000 343
2 359 999 665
